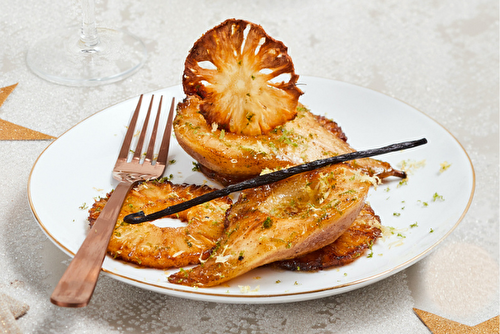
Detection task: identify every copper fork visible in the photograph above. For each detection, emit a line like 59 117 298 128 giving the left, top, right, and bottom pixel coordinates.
50 95 175 308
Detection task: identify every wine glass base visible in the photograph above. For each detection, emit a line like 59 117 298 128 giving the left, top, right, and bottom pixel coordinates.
26 27 147 86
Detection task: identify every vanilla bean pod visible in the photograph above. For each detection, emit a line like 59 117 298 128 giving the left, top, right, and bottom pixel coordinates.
123 138 427 224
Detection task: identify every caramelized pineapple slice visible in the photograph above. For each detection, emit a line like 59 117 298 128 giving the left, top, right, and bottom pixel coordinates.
88 180 232 269
183 19 303 135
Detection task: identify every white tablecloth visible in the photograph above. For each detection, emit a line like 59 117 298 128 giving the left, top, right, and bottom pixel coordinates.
0 0 498 333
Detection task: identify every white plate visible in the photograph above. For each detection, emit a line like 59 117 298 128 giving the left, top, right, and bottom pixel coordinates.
28 77 474 304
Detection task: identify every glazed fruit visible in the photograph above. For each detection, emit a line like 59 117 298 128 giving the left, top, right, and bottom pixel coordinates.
168 164 373 287
88 180 232 269
183 19 303 135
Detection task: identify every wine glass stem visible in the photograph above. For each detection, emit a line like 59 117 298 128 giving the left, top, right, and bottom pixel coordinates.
80 0 100 50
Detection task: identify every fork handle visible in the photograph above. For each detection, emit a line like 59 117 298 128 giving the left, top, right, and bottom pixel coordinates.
50 181 135 307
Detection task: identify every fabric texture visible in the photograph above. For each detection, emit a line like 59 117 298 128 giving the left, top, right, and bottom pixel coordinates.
0 292 28 334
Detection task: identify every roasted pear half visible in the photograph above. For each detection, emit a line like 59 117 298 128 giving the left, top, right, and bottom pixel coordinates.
174 96 404 185
271 203 381 271
168 163 374 287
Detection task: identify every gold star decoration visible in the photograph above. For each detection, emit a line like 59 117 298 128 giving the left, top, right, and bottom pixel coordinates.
0 83 55 140
414 308 499 334
0 83 18 108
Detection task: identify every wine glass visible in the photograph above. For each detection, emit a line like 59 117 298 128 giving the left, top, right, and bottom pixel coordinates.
26 0 147 86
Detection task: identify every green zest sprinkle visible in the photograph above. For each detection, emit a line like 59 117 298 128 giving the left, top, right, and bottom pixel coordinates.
398 179 408 187
432 192 445 202
439 161 451 173
179 268 189 277
418 200 429 207
262 217 273 229
192 162 200 172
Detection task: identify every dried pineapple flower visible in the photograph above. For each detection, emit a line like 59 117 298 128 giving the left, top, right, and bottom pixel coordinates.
183 19 303 135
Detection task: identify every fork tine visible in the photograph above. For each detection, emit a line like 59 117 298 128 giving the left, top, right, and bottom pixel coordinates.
132 95 154 162
117 95 143 160
156 97 176 165
144 96 163 162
